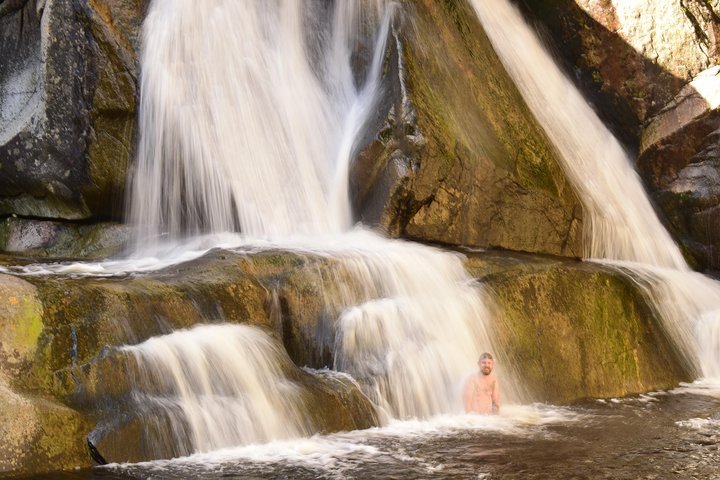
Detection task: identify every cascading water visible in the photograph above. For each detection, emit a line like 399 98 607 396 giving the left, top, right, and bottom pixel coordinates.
324 233 500 420
128 0 391 246
121 0 505 455
470 0 720 379
121 324 309 456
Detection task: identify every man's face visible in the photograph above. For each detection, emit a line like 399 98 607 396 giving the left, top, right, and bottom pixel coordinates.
479 357 494 375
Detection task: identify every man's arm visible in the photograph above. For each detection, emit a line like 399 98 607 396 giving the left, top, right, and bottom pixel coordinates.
491 379 500 414
463 377 474 413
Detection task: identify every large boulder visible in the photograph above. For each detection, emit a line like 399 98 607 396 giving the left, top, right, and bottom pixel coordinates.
351 0 584 258
0 0 146 221
0 216 132 260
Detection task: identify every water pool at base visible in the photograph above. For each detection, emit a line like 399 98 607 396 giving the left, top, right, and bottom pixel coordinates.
21 387 720 480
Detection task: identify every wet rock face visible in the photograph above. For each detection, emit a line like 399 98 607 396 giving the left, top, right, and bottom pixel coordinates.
0 247 694 475
465 252 693 403
515 0 720 147
0 216 132 259
351 0 584 258
0 0 146 221
638 67 720 271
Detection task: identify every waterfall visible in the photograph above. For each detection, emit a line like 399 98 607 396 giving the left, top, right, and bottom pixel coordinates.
470 0 720 379
128 0 391 249
325 232 499 420
121 325 309 455
120 0 505 454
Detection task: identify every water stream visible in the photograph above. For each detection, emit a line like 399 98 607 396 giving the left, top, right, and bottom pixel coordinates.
127 0 391 246
471 0 720 380
22 387 720 479
119 324 310 455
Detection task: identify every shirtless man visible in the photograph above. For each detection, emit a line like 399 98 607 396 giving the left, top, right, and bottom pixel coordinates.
463 352 500 414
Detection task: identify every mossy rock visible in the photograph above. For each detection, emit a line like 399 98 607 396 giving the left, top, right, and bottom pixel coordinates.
351 0 583 257
0 274 45 385
466 252 692 402
0 383 93 476
0 247 698 476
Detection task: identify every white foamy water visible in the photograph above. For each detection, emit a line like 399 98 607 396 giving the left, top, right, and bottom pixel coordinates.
471 0 720 380
322 234 505 419
122 324 310 453
29 227 503 454
102 403 581 475
673 378 720 399
128 0 391 251
0 232 248 277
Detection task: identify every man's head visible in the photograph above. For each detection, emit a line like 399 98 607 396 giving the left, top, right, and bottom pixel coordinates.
478 352 494 375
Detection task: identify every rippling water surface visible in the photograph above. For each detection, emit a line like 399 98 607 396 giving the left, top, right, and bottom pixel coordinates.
20 385 720 480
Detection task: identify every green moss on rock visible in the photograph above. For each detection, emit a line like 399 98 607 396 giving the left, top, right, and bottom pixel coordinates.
0 384 93 476
0 274 44 383
467 253 692 402
353 0 584 257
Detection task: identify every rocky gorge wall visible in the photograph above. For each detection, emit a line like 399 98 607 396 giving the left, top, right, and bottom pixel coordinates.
3 0 587 259
2 0 718 270
350 0 584 257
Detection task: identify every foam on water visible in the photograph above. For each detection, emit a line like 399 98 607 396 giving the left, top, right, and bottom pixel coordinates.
101 403 582 475
676 417 720 429
672 379 720 399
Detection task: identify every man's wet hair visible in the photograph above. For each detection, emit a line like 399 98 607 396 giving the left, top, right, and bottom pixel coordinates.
479 352 493 361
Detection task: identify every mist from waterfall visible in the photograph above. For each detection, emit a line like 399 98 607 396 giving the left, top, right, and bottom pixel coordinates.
471 0 720 379
119 0 505 454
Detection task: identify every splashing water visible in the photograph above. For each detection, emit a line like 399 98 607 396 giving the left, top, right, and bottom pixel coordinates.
321 232 504 420
470 0 720 379
92 230 504 454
